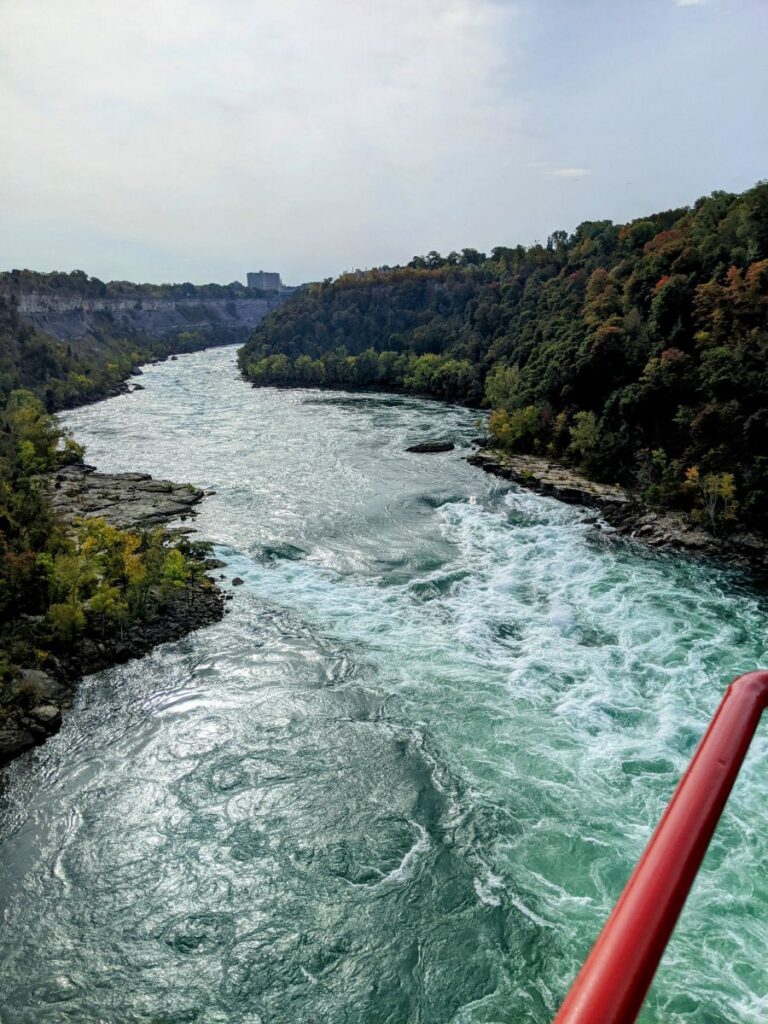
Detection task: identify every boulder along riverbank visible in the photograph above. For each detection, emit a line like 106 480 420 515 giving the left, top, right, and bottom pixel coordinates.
467 446 768 572
0 465 225 768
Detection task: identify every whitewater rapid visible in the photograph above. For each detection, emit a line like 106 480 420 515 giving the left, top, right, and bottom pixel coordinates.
0 345 766 1023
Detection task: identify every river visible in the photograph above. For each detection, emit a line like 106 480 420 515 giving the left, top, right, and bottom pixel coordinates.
1 345 767 1023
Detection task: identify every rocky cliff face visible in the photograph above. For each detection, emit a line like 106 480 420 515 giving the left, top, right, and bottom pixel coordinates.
16 291 284 344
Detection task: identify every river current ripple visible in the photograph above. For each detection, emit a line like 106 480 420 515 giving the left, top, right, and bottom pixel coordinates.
1 346 767 1023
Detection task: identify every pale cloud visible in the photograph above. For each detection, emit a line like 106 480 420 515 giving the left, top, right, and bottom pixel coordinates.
0 0 765 283
0 0 527 282
545 168 593 179
674 0 707 6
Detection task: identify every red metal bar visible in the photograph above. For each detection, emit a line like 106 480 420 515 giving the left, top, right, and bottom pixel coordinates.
553 670 768 1024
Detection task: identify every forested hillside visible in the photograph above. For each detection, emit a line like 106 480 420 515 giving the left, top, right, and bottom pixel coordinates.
0 293 175 410
239 183 768 534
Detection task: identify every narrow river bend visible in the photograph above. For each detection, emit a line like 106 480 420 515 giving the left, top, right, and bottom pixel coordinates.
1 345 767 1023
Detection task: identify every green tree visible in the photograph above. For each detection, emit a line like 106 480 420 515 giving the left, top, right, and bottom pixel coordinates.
161 548 191 596
569 411 599 459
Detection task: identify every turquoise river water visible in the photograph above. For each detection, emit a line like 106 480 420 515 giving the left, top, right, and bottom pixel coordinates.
1 345 767 1023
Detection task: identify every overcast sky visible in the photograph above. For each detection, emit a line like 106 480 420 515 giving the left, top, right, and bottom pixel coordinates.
1 0 766 285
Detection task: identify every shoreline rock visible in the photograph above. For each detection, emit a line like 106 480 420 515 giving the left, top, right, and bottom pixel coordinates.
0 581 224 767
48 463 206 530
467 447 768 572
1 466 225 769
406 440 456 454
468 449 629 511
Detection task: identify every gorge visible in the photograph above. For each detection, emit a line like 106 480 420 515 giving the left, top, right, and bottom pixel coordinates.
0 270 291 409
1 345 767 1022
3 1 766 1017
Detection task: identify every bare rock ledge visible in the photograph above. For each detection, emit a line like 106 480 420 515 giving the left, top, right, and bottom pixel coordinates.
467 449 629 510
467 448 768 570
48 463 205 531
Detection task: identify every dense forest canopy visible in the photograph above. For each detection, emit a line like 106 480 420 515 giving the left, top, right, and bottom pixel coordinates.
239 183 768 535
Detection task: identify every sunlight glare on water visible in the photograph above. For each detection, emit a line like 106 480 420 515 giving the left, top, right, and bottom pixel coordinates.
1 346 767 1023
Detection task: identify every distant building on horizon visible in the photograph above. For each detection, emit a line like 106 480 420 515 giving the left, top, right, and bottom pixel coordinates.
247 270 282 292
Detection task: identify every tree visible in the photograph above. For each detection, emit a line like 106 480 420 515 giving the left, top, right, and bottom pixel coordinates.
569 411 599 459
161 548 191 596
489 406 546 450
684 467 737 534
3 390 61 471
88 584 128 631
484 363 521 410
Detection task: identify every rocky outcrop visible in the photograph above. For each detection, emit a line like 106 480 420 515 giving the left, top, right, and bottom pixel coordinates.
48 463 205 530
0 668 65 760
468 449 630 511
602 505 768 569
1 466 225 769
468 447 768 570
406 441 456 454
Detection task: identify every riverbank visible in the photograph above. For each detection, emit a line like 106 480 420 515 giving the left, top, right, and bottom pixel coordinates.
467 447 768 571
0 466 225 767
5 343 768 1022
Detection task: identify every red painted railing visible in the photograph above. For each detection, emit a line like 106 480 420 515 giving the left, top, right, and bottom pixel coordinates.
553 670 768 1024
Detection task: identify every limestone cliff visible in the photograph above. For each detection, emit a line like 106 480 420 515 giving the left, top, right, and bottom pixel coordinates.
13 288 284 345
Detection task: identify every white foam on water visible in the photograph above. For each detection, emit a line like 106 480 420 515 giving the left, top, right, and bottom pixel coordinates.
7 344 762 1023
380 822 431 884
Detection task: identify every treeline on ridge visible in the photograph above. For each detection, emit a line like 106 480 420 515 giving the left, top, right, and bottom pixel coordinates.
239 182 768 535
0 268 274 301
